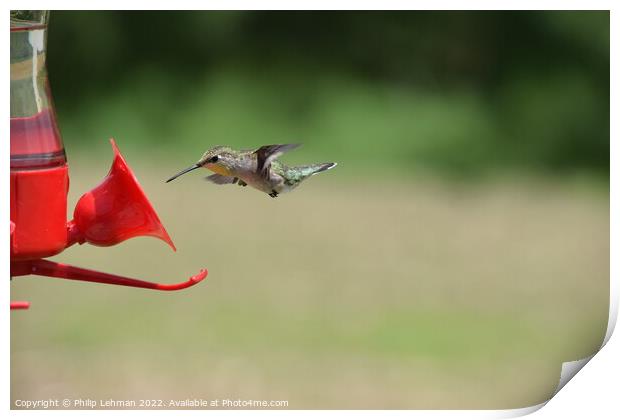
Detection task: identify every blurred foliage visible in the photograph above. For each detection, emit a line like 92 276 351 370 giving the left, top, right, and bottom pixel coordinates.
46 11 609 178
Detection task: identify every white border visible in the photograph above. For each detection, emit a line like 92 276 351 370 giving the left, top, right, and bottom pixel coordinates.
3 2 617 419
2 0 618 11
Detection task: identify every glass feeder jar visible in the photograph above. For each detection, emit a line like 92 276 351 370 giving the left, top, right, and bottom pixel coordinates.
10 10 69 260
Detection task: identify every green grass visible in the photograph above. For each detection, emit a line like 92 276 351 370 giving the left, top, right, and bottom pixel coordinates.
11 158 609 409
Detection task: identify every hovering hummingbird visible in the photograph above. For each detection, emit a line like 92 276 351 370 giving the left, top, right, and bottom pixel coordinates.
165 144 336 198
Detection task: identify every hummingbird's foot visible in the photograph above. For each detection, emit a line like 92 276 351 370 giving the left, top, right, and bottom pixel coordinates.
237 180 247 187
269 190 279 198
232 177 239 184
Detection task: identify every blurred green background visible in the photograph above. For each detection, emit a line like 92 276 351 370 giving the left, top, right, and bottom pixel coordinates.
11 11 609 409
46 10 610 179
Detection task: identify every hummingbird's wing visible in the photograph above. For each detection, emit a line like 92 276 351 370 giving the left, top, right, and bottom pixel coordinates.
205 174 238 185
254 144 301 178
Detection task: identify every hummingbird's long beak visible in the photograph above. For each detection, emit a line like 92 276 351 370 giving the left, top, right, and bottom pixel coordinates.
166 164 200 183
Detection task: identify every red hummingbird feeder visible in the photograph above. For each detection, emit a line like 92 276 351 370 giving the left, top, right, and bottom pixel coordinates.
10 11 207 310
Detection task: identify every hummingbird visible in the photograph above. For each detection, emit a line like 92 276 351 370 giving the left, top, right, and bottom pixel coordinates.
165 144 337 198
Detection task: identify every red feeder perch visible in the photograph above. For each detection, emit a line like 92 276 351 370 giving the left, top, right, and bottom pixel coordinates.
10 11 207 310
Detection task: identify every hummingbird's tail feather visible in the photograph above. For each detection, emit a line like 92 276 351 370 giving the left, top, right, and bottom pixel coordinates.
311 162 337 174
288 162 337 181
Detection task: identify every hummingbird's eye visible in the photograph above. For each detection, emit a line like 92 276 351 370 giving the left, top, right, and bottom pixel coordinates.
210 155 219 163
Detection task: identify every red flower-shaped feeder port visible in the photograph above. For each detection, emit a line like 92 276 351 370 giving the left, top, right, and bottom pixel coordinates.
10 137 207 310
